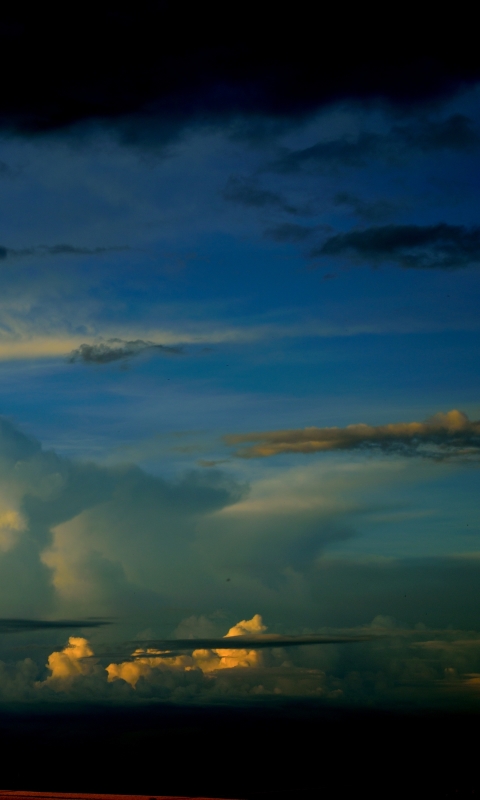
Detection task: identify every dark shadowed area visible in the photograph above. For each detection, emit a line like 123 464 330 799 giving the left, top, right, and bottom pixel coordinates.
0 703 478 799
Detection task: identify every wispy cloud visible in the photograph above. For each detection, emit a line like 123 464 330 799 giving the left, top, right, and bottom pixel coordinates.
67 338 183 365
268 115 480 174
311 223 480 270
224 409 480 459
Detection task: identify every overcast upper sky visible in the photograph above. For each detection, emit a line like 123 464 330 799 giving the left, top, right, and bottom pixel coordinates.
1 10 480 711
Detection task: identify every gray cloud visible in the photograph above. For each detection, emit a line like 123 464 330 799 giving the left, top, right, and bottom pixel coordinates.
0 618 110 634
0 244 128 260
2 415 480 711
128 632 374 652
224 409 480 459
269 115 480 173
67 339 183 365
311 223 480 270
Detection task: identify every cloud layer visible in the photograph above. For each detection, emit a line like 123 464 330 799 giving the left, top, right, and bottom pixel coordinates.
225 409 480 459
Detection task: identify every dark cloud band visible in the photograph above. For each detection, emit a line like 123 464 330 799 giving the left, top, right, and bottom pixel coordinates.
0 618 110 634
312 223 480 270
1 8 480 135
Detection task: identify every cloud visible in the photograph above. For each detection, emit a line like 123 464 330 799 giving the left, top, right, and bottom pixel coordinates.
222 177 302 214
224 409 480 459
4 614 480 709
40 615 373 692
311 224 480 269
3 414 480 711
0 618 110 634
67 338 183 365
0 414 245 621
1 8 479 137
268 115 480 173
0 244 128 260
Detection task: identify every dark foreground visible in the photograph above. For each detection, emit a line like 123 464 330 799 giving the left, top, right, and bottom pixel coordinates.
0 702 479 799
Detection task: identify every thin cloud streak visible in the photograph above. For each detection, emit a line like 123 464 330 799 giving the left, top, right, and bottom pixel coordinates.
0 244 129 260
67 339 183 365
0 617 111 634
225 409 480 459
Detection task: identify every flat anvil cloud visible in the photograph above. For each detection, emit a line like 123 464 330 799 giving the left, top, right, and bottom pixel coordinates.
224 410 480 459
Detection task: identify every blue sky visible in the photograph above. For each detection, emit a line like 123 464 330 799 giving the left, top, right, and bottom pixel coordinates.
1 25 480 711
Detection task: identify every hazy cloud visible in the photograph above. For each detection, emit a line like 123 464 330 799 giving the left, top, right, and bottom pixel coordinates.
67 339 183 365
312 223 480 270
225 409 480 459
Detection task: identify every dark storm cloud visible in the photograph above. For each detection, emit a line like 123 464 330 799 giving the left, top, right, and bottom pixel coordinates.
0 618 110 634
312 223 480 270
67 339 182 365
1 7 480 136
225 409 480 459
0 244 128 260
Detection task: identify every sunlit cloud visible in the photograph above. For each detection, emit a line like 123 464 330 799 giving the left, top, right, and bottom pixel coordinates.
225 409 480 460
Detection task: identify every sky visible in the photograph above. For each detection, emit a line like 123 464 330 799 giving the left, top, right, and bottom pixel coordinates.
1 8 480 719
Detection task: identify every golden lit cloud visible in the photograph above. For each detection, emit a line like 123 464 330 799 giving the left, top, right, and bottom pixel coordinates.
107 615 268 687
43 637 95 684
0 508 27 552
224 409 480 459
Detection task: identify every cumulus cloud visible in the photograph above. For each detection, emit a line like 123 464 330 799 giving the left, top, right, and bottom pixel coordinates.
224 409 480 459
311 223 480 270
67 338 183 365
3 615 480 709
